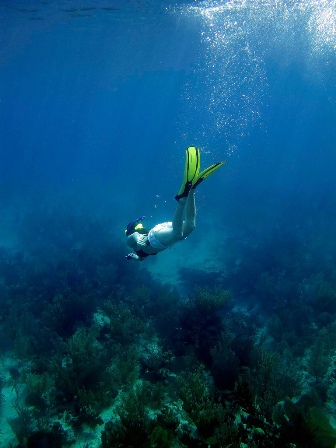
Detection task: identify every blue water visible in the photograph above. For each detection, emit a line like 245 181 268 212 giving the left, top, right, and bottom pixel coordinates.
2 1 336 445
1 0 335 222
1 0 335 291
1 0 336 281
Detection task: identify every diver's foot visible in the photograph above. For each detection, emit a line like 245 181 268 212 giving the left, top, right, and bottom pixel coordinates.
175 185 191 201
176 196 187 204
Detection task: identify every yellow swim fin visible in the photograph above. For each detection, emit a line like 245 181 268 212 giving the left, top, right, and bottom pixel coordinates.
191 160 226 190
175 146 201 201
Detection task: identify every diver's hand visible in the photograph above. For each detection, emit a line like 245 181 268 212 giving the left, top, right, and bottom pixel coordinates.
126 253 138 261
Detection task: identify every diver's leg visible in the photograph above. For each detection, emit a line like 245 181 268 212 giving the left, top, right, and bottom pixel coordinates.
153 198 186 247
182 190 196 237
172 197 187 239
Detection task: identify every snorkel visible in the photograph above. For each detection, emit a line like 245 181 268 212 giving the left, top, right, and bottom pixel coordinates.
125 216 147 236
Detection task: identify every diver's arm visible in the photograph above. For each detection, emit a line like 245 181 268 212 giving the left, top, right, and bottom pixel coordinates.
126 233 146 261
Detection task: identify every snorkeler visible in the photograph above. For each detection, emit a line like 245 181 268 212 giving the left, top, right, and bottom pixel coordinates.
125 146 225 261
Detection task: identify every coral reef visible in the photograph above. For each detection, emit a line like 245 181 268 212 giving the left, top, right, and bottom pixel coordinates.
1 199 336 447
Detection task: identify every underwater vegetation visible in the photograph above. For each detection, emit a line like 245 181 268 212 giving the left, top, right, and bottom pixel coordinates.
1 194 336 447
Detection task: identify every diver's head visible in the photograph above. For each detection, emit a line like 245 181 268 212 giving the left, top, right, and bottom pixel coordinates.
125 216 148 236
